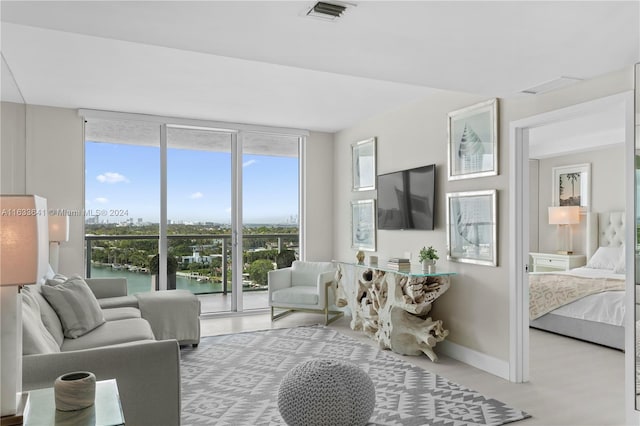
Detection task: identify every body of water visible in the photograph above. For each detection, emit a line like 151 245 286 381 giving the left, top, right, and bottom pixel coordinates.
90 265 223 294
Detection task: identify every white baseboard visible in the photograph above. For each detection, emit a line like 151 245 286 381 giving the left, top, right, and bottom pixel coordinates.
437 340 510 380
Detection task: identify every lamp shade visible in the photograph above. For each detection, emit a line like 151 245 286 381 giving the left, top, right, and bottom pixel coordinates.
548 206 580 225
0 195 49 286
49 215 69 242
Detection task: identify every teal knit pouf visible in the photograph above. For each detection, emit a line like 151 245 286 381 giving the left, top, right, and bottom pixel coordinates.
277 359 375 426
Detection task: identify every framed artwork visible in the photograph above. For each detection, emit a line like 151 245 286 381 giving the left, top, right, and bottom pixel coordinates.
551 163 590 212
446 190 497 266
351 199 376 251
448 99 498 180
352 137 376 191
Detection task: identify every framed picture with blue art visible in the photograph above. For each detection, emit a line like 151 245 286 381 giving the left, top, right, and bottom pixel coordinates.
448 99 498 180
446 190 497 266
351 199 376 251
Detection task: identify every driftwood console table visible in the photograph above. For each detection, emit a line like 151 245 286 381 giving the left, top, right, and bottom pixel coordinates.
334 261 455 361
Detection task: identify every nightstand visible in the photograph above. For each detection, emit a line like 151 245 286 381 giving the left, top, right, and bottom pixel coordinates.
529 252 586 272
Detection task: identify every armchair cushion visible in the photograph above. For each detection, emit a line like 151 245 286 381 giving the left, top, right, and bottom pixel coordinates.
291 261 335 287
41 275 106 339
272 286 319 306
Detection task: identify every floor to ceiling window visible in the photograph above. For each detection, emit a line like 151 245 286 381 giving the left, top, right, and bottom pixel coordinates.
242 132 299 311
84 113 305 315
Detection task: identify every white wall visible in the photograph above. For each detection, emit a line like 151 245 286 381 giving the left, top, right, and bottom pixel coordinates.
333 67 634 370
333 90 513 361
534 145 626 254
25 105 85 276
303 131 334 261
1 101 26 194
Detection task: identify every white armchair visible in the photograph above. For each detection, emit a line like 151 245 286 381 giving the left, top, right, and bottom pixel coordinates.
268 260 343 325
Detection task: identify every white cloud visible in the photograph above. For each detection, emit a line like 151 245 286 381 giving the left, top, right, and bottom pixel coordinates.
95 197 109 204
190 192 204 200
243 159 257 168
97 172 129 184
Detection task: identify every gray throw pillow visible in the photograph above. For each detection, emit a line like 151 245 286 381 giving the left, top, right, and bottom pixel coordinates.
22 289 61 354
22 284 65 346
41 275 106 339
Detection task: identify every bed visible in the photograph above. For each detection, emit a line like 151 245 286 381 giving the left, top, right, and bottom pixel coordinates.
529 211 627 350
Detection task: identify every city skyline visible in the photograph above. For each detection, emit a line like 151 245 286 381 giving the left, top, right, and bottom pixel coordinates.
85 141 299 224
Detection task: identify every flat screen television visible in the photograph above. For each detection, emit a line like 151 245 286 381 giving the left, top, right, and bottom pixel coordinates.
377 164 436 230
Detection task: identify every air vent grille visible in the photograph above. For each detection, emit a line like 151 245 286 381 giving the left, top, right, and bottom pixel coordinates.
307 2 348 20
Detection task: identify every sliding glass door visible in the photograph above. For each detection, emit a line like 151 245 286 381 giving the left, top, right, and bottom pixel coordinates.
84 120 161 295
167 126 235 313
241 133 300 311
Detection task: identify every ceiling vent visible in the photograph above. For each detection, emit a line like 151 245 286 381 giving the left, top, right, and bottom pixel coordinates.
306 2 350 21
521 76 583 95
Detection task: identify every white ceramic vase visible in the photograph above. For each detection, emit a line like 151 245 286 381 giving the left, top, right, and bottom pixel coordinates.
54 371 96 411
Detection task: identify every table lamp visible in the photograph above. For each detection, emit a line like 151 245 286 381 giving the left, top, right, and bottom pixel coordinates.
548 206 580 254
48 215 69 273
0 195 48 425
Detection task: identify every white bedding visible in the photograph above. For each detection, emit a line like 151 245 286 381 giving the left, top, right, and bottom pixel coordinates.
551 291 625 326
534 266 626 326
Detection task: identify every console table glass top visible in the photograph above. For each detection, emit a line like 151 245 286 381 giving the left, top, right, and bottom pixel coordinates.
24 379 124 426
334 260 457 278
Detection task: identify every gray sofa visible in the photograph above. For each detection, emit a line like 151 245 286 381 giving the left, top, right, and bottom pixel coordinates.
22 279 182 426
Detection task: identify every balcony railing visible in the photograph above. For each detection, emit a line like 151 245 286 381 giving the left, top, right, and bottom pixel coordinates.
85 233 298 295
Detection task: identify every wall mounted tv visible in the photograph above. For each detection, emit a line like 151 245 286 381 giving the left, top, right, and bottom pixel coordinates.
377 164 436 230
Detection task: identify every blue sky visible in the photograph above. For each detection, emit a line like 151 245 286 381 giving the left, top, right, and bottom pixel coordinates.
85 142 298 224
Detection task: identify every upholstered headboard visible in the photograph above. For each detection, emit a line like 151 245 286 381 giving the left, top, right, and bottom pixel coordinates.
599 211 625 247
586 211 625 259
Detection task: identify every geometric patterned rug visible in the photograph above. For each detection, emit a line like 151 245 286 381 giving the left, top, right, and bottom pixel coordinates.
180 326 530 426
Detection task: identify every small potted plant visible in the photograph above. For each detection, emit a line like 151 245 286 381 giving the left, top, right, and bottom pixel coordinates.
418 246 439 273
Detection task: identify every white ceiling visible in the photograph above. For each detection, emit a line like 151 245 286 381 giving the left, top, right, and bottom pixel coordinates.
1 1 639 133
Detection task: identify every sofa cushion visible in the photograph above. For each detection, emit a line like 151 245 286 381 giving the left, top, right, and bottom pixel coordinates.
41 275 106 339
291 261 335 287
21 289 60 355
272 286 319 306
103 307 142 322
98 295 139 309
22 284 65 346
60 318 155 352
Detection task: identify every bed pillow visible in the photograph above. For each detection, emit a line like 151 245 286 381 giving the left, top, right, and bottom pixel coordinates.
41 275 105 339
586 246 623 270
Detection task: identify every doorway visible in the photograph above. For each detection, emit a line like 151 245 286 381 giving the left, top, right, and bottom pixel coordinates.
508 91 634 382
